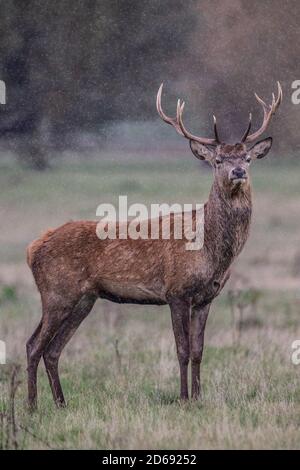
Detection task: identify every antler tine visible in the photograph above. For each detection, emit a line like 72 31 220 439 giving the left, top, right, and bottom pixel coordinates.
244 82 282 143
271 93 276 109
156 84 218 146
176 99 182 121
276 81 283 107
156 83 184 136
213 115 220 143
254 92 269 117
241 113 252 142
177 104 218 145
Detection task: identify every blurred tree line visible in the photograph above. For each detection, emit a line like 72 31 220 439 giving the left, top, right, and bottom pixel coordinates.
0 0 196 168
0 0 299 169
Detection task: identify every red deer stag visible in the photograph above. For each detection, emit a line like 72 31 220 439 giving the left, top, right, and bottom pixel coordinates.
26 82 282 409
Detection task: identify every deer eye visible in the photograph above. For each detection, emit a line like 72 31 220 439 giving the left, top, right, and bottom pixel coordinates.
215 157 222 164
245 155 251 163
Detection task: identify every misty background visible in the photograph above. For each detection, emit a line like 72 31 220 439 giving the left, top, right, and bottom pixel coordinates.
0 0 299 169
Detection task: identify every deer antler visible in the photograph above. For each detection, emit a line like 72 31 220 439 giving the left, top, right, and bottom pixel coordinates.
156 83 220 145
242 82 282 143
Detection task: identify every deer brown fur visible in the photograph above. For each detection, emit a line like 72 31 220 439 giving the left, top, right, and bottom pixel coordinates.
26 83 281 409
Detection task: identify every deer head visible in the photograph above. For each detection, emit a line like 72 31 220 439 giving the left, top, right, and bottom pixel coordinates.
157 83 282 192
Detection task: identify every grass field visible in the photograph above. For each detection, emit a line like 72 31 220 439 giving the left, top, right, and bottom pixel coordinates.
0 153 300 449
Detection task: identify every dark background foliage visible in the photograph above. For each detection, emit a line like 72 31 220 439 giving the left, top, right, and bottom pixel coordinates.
0 0 299 168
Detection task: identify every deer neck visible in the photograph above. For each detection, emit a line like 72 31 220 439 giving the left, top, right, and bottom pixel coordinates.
203 178 252 273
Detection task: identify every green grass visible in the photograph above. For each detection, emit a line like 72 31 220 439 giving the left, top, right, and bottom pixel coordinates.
0 155 300 449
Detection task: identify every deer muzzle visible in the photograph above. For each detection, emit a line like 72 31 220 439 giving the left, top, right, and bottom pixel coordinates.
230 167 247 183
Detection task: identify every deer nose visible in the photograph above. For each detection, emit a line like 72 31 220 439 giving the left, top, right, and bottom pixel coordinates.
231 167 247 180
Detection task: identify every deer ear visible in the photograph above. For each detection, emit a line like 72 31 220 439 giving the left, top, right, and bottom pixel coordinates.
189 140 215 163
249 137 273 159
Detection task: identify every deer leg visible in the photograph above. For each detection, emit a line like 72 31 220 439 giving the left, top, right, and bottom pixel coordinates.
26 310 66 411
190 303 210 399
43 294 96 407
169 298 190 400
